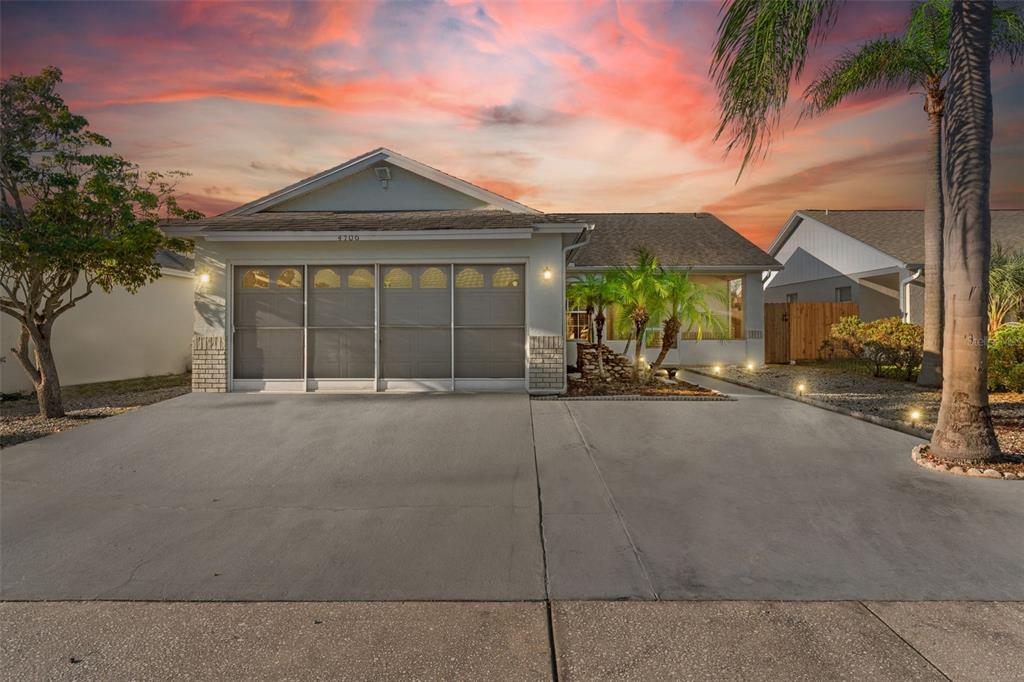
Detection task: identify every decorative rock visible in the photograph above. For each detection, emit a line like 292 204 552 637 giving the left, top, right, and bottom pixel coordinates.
1003 472 1017 480
966 468 984 477
950 466 965 475
654 369 669 378
568 372 582 380
982 469 1002 479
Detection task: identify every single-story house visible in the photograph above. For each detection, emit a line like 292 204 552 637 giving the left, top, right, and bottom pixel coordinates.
764 209 1024 322
166 148 780 395
0 251 194 394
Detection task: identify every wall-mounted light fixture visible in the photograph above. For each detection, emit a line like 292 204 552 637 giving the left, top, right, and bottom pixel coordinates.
542 267 553 281
198 272 211 286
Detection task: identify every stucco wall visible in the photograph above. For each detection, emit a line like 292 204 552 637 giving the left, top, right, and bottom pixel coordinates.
764 273 902 321
192 234 567 389
1 271 194 394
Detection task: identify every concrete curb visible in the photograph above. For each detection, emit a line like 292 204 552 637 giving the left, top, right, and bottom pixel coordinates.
532 394 733 402
686 368 932 440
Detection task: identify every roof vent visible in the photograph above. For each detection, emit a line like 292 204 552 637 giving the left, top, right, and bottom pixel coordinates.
374 166 391 190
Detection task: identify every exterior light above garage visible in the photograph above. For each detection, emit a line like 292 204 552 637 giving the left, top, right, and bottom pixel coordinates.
542 267 553 281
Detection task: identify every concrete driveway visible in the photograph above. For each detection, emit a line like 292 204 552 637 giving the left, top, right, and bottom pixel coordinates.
533 376 1024 600
3 379 1022 601
1 393 544 600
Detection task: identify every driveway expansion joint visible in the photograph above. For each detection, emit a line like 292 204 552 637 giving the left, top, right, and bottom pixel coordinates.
858 601 953 681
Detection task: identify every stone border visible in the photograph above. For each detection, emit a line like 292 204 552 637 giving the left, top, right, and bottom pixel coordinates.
686 368 932 439
532 394 733 402
912 444 1021 480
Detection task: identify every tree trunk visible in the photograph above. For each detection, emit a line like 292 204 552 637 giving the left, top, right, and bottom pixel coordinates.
930 0 1001 465
917 81 945 388
652 317 681 370
595 310 606 376
633 323 644 382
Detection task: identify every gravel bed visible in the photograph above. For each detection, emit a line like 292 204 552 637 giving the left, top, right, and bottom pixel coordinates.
696 364 1023 455
1 378 190 448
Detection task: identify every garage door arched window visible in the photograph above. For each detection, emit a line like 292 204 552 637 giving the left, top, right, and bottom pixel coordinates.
420 267 448 289
492 267 520 288
347 268 374 288
277 268 302 288
313 268 340 289
384 267 412 289
455 267 484 288
241 269 269 289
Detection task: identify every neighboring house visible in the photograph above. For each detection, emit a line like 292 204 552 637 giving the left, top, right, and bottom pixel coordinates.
764 209 1024 323
0 251 194 394
165 148 780 395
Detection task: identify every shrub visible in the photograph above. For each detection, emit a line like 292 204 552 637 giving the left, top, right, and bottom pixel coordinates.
826 316 923 380
988 322 1024 392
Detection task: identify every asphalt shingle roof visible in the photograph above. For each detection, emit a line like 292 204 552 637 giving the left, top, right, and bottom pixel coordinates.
559 213 779 268
801 209 1024 265
165 210 584 233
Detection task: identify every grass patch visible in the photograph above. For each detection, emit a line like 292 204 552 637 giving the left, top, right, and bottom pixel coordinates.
61 373 190 399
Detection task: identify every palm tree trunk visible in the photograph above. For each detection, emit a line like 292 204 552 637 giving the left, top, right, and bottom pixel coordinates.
931 0 1000 465
918 81 945 388
595 310 606 376
633 323 644 381
652 317 681 370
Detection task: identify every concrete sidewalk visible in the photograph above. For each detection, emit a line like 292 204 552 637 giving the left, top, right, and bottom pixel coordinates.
3 601 1022 681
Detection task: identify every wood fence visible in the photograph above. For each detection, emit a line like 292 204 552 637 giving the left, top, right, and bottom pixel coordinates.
764 302 859 363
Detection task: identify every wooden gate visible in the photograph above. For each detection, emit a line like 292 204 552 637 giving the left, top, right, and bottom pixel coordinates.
764 302 859 363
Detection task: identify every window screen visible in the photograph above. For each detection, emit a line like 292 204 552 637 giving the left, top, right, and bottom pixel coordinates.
381 265 452 378
234 266 304 379
307 266 375 378
454 265 525 378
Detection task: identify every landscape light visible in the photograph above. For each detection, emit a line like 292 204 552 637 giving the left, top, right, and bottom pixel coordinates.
712 365 722 374
797 383 806 396
746 361 755 371
910 409 922 424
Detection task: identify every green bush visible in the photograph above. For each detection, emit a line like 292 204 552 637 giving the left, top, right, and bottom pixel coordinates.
825 316 923 380
988 323 1024 392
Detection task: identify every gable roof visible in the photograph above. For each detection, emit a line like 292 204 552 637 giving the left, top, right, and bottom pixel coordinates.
164 210 586 236
562 213 780 270
772 209 1024 266
225 148 540 216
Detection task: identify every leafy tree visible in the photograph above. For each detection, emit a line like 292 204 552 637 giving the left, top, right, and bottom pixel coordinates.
0 67 198 418
649 270 727 371
987 322 1024 391
803 0 1023 387
711 0 1006 465
606 248 664 381
988 243 1024 333
567 274 617 376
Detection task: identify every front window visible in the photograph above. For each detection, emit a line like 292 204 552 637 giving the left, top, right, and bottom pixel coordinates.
728 276 744 339
566 310 591 341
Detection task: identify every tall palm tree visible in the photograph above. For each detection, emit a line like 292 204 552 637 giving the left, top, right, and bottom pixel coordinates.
932 0 1002 464
803 0 1023 388
567 274 617 376
650 270 727 371
607 248 664 381
712 0 1006 465
988 243 1024 334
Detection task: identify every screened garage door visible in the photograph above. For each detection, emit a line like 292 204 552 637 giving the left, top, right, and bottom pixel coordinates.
232 263 525 391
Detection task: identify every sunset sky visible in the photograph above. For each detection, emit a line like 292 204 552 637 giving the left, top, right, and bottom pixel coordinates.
2 0 1021 247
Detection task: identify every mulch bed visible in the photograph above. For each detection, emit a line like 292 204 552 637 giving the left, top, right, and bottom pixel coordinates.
1 375 190 448
565 376 722 398
913 444 1024 479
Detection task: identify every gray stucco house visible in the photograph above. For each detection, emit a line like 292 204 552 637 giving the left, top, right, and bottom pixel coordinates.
166 148 778 395
764 209 1024 323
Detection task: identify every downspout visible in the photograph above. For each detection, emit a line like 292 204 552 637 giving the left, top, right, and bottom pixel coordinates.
560 225 595 393
900 268 923 322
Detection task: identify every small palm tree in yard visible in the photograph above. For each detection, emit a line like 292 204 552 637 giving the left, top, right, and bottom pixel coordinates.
803 0 1024 388
650 271 727 372
607 248 664 382
988 244 1024 334
567 274 617 376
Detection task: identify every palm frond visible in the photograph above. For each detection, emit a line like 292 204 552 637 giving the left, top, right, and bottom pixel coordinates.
711 0 840 175
903 0 952 75
803 38 919 116
992 3 1024 64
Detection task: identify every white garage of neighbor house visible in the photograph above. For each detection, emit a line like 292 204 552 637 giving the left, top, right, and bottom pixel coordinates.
166 148 779 395
0 251 194 394
764 209 1024 323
